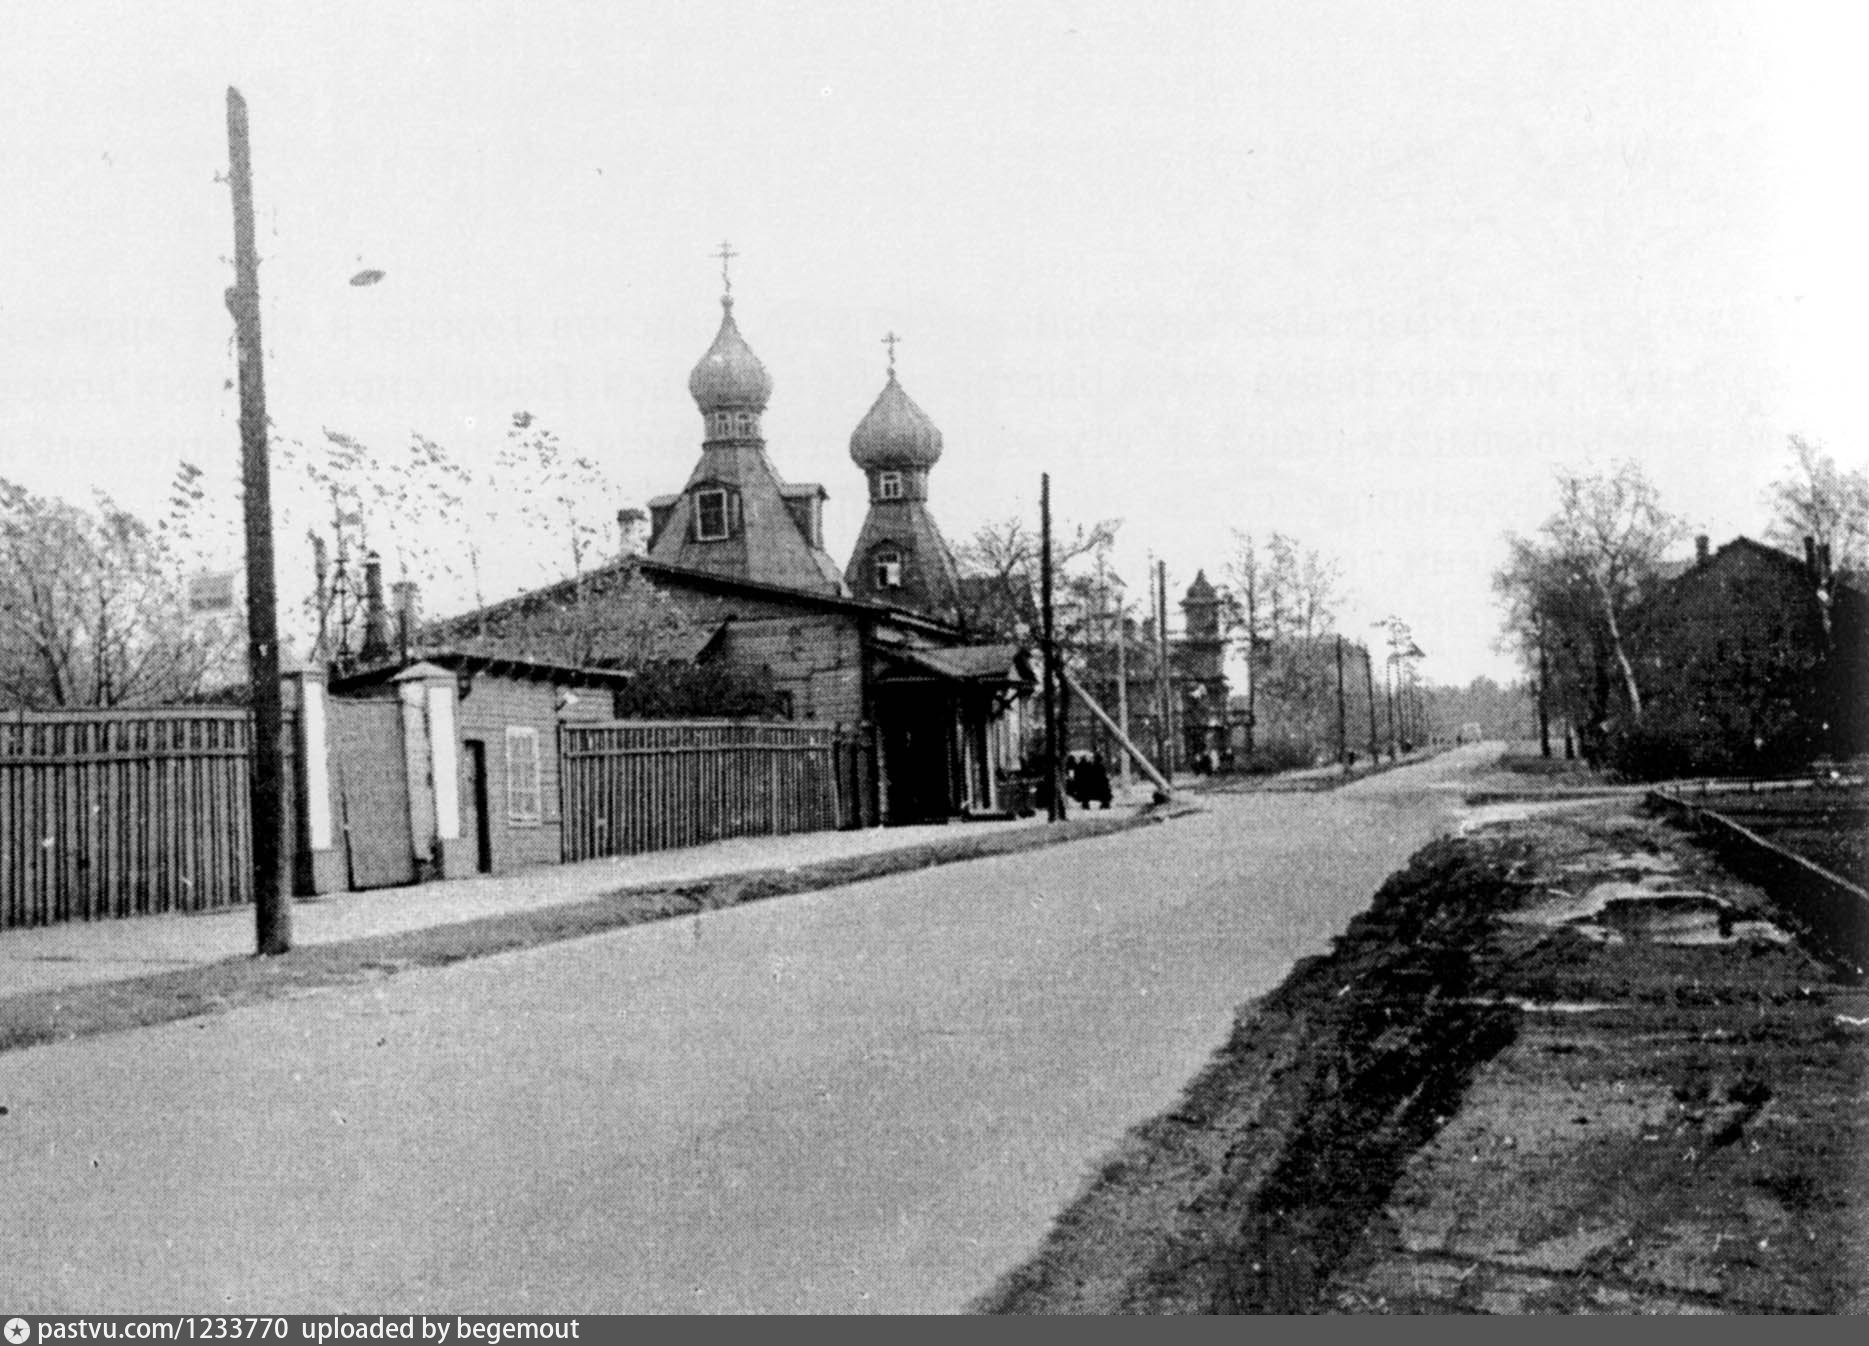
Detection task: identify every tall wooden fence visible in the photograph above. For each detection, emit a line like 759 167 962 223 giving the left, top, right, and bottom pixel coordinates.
559 720 854 862
1 708 256 929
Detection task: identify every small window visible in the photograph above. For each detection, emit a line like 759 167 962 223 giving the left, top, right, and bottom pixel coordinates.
695 488 730 541
875 548 904 589
878 471 904 500
735 412 754 436
504 726 542 825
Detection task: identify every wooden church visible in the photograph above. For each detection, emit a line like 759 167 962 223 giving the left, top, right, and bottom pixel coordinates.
422 259 1033 825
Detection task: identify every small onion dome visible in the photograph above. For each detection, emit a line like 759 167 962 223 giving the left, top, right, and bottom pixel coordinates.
849 372 943 470
688 297 773 413
1186 569 1217 601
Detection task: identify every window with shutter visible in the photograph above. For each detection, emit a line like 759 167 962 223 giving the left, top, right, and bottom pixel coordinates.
505 726 542 825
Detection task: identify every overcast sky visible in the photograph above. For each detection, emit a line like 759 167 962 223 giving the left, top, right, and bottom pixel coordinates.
3 1 1863 683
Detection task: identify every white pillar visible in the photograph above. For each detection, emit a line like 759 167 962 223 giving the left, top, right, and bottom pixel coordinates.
298 670 334 852
428 680 460 842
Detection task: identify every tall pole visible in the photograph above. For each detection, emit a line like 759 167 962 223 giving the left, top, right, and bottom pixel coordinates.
1115 596 1131 792
1156 559 1174 776
1039 473 1062 821
226 88 289 956
1335 633 1348 770
1535 618 1552 758
1362 644 1380 763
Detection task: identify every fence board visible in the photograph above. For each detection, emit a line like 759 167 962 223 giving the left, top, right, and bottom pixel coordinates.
559 720 849 862
1 709 255 930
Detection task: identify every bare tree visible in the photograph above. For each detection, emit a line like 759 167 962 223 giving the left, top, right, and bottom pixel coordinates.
1226 530 1342 761
1540 461 1681 720
1765 433 1869 581
953 513 1120 646
499 411 615 589
0 479 220 708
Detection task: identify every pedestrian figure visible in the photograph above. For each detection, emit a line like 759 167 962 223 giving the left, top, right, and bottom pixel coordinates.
1073 751 1112 810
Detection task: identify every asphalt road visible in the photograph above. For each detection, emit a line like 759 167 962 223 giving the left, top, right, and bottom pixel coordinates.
0 745 1500 1313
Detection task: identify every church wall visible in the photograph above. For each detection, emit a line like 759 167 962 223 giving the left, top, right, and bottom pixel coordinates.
715 615 867 726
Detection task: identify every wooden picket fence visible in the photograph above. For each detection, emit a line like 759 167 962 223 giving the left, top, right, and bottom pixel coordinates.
0 708 255 929
559 720 856 861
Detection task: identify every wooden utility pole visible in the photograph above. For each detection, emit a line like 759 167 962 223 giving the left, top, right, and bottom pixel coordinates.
1062 671 1171 799
1114 594 1131 792
1536 617 1552 758
1155 559 1174 776
1039 473 1062 821
225 87 289 956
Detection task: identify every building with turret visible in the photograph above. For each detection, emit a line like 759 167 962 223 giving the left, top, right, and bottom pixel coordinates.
645 284 844 595
406 256 1031 826
841 340 964 623
1175 570 1231 767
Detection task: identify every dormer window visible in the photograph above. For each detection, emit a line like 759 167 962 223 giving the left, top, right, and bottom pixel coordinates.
878 471 904 501
875 547 904 589
694 488 731 541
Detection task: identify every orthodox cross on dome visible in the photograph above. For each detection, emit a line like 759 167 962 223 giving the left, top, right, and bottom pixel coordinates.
713 240 739 296
882 330 901 376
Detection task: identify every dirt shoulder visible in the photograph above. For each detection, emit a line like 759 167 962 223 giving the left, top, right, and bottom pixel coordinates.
0 805 1184 1058
975 798 1869 1314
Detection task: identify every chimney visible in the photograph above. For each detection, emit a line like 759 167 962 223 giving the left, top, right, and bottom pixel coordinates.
391 580 420 627
1805 536 1818 579
617 506 649 557
391 581 420 661
1818 542 1833 584
1695 535 1710 566
359 551 393 664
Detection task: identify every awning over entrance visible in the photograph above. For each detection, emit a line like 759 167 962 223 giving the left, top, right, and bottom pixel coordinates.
867 641 1033 824
870 642 1031 688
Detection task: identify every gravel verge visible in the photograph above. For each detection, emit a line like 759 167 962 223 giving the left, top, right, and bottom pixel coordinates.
975 798 1868 1314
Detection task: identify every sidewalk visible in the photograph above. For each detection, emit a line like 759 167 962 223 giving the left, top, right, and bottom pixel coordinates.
1 792 1180 1002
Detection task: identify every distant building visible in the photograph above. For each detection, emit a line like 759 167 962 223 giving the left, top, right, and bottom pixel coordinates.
1628 534 1866 774
1174 570 1230 768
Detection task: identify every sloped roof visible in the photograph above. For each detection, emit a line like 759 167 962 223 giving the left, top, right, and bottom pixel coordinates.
647 442 847 595
330 648 635 695
844 499 964 619
872 642 1032 685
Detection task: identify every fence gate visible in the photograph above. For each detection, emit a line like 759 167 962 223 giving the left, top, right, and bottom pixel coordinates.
559 720 842 862
327 698 416 890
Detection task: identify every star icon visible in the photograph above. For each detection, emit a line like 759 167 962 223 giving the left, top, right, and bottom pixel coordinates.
5 1318 32 1345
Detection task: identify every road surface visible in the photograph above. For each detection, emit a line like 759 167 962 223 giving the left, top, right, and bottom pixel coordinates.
0 746 1498 1312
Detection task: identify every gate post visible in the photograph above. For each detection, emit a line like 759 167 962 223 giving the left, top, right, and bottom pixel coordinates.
395 662 467 880
283 662 344 894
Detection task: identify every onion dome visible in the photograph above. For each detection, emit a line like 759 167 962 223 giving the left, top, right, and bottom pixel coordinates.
688 296 773 414
1186 569 1217 601
849 370 943 470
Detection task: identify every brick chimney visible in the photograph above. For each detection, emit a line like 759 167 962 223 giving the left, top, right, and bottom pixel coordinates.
617 506 649 557
1695 535 1710 566
391 580 421 661
359 551 393 664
